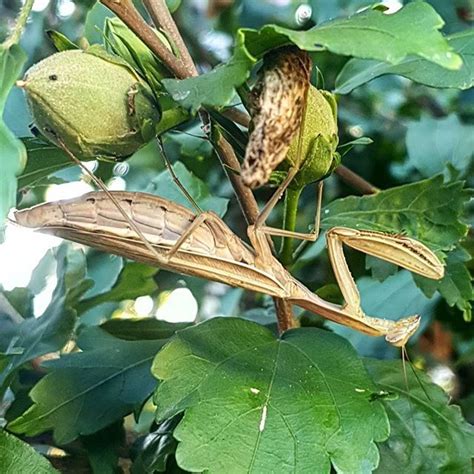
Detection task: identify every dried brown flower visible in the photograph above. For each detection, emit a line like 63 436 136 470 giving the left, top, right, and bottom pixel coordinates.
241 47 312 188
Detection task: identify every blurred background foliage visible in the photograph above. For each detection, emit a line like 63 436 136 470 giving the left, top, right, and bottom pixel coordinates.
0 0 473 471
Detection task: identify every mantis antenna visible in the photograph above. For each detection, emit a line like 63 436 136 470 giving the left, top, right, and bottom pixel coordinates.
155 136 203 214
56 138 165 265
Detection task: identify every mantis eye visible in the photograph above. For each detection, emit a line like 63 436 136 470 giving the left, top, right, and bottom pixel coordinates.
49 74 58 81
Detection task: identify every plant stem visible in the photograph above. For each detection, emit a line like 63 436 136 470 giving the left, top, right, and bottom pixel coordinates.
142 0 198 77
274 298 297 332
334 166 379 194
211 126 260 224
223 107 251 128
2 0 35 48
280 187 302 267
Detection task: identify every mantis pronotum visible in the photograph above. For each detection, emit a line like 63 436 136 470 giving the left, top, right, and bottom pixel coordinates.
14 189 443 347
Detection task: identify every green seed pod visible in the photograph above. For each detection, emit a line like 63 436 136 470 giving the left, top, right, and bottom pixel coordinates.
18 47 161 160
284 85 340 190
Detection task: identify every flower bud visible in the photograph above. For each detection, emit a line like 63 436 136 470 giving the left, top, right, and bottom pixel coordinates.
18 48 160 160
285 85 340 189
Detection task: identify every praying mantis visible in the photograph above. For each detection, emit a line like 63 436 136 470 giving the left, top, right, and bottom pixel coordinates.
14 186 443 347
13 47 444 348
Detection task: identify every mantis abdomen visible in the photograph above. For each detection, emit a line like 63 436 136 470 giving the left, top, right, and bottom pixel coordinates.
14 191 288 298
14 190 441 347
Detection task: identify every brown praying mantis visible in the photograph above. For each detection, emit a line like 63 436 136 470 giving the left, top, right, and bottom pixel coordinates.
13 46 444 348
14 183 444 347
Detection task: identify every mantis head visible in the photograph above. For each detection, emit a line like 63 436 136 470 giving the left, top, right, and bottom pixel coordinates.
385 315 421 347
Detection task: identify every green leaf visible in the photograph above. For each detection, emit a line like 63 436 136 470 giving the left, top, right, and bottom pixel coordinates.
243 3 461 69
321 176 468 254
104 17 171 91
414 247 473 322
152 318 389 473
164 127 214 178
338 137 374 148
161 31 254 114
366 359 474 473
365 255 398 282
311 0 373 23
335 29 474 93
131 416 181 473
46 30 79 52
78 262 159 314
17 138 74 190
426 0 473 35
81 421 125 474
84 2 115 45
83 251 124 299
0 429 57 473
0 246 91 389
2 287 34 319
27 249 56 296
166 0 181 13
321 176 471 315
405 115 474 178
144 161 229 216
0 44 27 238
8 327 165 444
165 3 460 113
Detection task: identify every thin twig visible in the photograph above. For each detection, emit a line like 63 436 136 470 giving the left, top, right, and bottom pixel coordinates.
223 107 251 128
274 298 297 332
142 0 198 77
334 166 379 194
211 127 260 225
100 0 189 79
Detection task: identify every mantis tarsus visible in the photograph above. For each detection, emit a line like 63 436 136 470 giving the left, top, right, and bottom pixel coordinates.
14 189 444 347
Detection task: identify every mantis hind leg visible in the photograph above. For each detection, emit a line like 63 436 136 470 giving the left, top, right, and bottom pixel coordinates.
248 177 324 272
157 137 203 214
156 137 219 262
